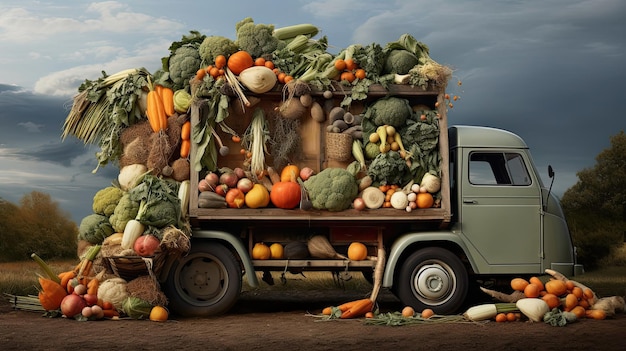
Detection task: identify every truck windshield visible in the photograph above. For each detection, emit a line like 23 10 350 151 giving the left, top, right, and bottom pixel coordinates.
469 152 531 186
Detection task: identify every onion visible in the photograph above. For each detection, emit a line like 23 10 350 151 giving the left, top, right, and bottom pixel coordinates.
220 171 239 188
353 197 366 211
299 167 315 181
205 172 219 187
61 294 87 318
236 177 254 193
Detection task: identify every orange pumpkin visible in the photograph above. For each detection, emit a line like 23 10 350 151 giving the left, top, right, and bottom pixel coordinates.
347 242 368 261
280 164 300 182
252 242 271 260
149 305 169 322
227 51 254 75
270 181 301 209
38 277 67 311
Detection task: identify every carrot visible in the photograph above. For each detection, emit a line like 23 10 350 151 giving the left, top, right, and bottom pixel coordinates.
585 309 606 320
340 298 373 319
87 278 99 296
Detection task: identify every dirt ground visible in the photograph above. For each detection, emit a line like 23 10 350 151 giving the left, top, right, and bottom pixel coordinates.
1 287 625 351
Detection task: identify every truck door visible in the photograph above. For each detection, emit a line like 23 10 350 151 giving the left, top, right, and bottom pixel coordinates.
459 150 542 272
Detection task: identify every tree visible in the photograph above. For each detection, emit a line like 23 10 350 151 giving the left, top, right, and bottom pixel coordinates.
561 131 626 268
0 192 78 261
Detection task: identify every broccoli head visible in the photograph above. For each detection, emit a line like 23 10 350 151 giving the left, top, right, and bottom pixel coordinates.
168 45 202 91
367 150 412 186
383 49 419 75
365 96 413 128
92 186 124 217
198 35 239 65
109 192 140 233
303 168 358 211
235 17 285 58
78 213 115 245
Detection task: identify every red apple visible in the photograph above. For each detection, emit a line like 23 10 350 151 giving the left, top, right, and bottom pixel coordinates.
133 235 160 256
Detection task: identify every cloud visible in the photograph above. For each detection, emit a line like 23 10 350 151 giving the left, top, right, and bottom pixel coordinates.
17 121 44 133
0 2 182 42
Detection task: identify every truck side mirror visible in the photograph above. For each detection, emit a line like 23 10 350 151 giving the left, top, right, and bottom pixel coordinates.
548 165 554 178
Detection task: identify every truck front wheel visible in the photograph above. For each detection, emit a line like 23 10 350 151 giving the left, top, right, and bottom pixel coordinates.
163 241 242 317
395 247 468 314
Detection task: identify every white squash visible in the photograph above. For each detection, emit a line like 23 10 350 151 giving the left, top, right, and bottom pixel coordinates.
121 219 145 250
238 66 277 93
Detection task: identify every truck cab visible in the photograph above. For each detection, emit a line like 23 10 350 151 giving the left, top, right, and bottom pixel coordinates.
449 125 581 277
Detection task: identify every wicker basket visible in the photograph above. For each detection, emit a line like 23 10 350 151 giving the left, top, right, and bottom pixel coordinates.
105 251 167 281
325 132 353 161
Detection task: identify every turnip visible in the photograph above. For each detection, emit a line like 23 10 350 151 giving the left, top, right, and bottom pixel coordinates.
236 177 254 193
220 171 239 188
61 294 87 318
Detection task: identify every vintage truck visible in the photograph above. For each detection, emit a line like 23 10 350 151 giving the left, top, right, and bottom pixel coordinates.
155 82 583 317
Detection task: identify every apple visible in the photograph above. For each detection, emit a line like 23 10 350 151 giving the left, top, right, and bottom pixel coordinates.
133 235 160 257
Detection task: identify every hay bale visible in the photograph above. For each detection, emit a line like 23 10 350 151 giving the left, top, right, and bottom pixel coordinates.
160 226 191 255
126 275 168 306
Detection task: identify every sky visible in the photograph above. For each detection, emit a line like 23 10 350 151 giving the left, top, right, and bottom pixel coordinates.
0 0 624 224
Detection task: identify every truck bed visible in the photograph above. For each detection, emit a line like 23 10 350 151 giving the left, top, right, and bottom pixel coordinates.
188 83 451 227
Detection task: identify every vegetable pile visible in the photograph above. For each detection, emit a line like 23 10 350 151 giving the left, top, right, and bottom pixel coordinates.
31 17 465 321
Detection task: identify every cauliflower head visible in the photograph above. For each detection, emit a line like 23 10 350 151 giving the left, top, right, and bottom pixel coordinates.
169 45 201 91
235 17 285 58
366 96 413 128
78 213 115 245
303 168 358 211
109 192 140 232
92 186 124 217
198 35 239 64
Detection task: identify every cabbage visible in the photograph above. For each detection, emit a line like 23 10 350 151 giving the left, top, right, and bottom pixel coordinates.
122 296 153 319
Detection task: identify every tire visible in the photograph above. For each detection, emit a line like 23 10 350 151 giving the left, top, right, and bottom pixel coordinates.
395 247 468 314
163 241 242 317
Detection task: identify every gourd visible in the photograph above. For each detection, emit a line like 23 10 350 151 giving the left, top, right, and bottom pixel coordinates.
121 219 145 250
283 241 309 259
307 235 347 259
252 242 271 260
245 183 270 209
227 50 254 75
347 242 368 261
280 164 300 182
270 181 301 209
238 66 277 93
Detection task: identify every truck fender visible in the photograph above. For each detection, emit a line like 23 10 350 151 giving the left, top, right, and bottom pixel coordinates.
190 229 259 288
382 231 477 288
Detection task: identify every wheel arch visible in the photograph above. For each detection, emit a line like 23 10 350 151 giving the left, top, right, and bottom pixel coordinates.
185 229 259 288
383 231 477 289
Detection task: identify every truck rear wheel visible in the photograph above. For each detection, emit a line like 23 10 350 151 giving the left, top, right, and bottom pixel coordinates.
395 247 468 314
163 241 241 317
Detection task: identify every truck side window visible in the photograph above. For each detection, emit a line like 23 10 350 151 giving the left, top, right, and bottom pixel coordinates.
469 152 531 186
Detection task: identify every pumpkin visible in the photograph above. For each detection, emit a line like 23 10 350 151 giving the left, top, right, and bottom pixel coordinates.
225 188 245 208
149 305 169 322
269 243 284 259
38 277 68 311
252 242 271 260
347 242 368 261
280 164 300 182
245 183 270 209
270 181 301 209
227 50 254 75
